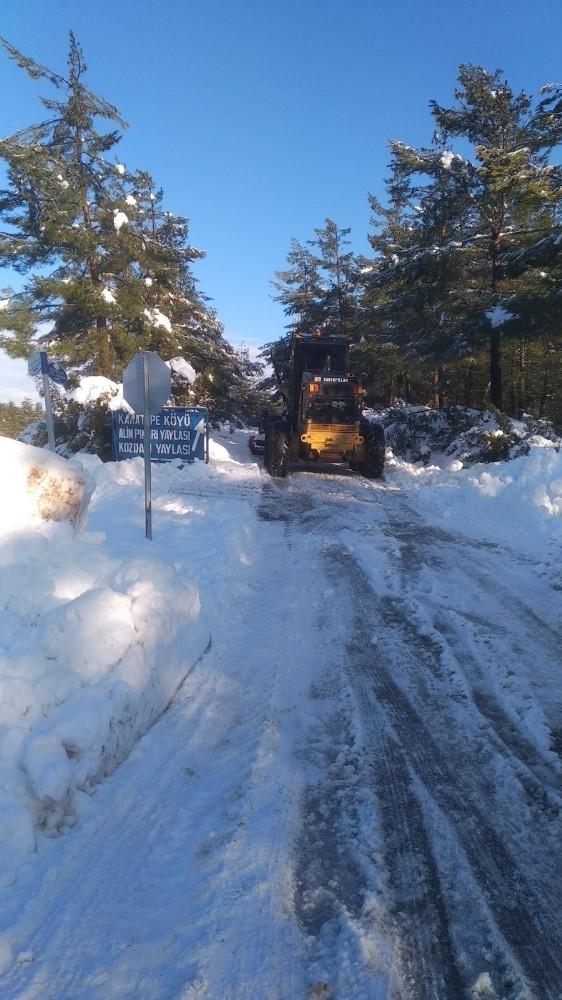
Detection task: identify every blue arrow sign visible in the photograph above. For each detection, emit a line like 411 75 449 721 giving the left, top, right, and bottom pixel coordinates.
112 408 209 463
47 361 68 385
28 352 67 383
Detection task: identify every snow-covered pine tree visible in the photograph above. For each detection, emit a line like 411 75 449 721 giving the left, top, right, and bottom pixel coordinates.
0 34 239 397
365 139 484 389
429 65 562 408
362 67 561 412
0 33 135 374
309 218 359 338
272 238 324 334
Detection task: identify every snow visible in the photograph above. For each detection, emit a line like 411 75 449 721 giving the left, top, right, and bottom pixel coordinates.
0 444 209 887
441 150 455 168
1 429 562 996
100 287 116 305
124 194 137 207
115 164 125 175
168 355 197 384
68 375 125 412
0 437 93 533
144 276 153 286
388 435 562 561
143 307 172 332
113 210 128 232
0 299 10 311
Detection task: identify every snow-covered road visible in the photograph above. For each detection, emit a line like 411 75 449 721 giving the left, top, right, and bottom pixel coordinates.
1 434 562 999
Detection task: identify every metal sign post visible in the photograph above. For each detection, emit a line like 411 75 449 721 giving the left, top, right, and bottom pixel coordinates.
143 354 152 541
28 351 67 452
42 360 56 452
122 351 171 541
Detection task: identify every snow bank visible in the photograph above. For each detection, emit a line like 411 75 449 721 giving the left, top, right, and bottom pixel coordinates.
67 374 126 412
0 444 209 885
168 356 197 384
143 307 172 333
389 436 562 559
0 437 94 531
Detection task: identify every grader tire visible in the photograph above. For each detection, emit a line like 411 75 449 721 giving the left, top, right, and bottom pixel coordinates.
265 422 289 478
361 422 385 479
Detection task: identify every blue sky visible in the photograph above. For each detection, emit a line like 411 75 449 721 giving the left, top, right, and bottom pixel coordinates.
1 0 561 398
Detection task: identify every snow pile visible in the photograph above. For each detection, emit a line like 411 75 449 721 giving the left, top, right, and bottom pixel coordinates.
168 356 197 385
0 447 209 886
0 437 94 530
389 436 562 558
67 375 125 412
113 210 128 232
143 307 172 332
378 403 558 467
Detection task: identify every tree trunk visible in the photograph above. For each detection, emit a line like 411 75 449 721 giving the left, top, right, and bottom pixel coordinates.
490 328 503 409
404 372 411 403
489 227 503 410
538 370 550 419
517 340 526 416
433 366 446 409
509 345 516 415
388 374 395 407
464 364 474 408
97 316 111 376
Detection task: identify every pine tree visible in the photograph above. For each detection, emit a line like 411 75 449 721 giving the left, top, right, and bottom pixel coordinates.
310 218 359 337
0 398 44 438
429 65 562 407
0 34 235 389
272 238 324 333
0 33 134 373
273 220 360 344
362 67 561 411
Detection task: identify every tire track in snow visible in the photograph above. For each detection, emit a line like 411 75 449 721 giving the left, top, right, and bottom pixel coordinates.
384 492 562 794
329 541 562 998
261 470 562 995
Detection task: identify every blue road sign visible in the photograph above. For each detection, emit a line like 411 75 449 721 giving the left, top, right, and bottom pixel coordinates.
47 361 67 385
112 408 208 463
27 351 46 376
28 352 67 383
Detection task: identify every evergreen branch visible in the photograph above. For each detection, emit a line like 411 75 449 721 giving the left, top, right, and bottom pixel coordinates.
0 35 67 88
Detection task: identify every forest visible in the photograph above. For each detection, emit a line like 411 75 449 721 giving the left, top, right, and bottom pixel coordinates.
0 37 561 430
272 66 562 425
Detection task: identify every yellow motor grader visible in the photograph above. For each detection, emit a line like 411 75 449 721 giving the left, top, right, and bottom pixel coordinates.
263 332 384 479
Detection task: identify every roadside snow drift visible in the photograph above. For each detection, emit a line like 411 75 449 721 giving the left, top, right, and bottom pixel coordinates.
0 440 209 886
0 437 94 530
389 435 562 560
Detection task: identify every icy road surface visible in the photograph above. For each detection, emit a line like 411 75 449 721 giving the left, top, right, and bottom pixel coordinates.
2 433 562 1000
